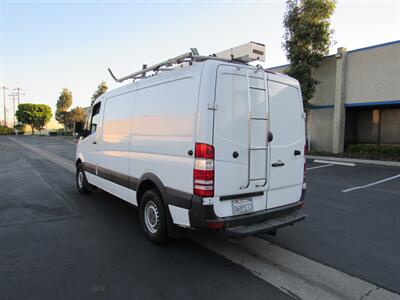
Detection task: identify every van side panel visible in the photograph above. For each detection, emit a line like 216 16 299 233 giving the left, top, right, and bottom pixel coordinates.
130 77 199 197
97 91 136 203
267 79 305 209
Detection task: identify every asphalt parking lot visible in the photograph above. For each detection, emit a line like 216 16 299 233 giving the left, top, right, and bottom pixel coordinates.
1 135 399 299
261 158 400 293
0 136 290 300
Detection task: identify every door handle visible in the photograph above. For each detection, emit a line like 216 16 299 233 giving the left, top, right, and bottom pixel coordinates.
294 150 301 156
268 131 274 142
92 141 97 144
272 161 285 167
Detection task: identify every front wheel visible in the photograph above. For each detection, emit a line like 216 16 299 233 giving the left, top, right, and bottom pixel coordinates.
76 163 92 194
140 189 168 244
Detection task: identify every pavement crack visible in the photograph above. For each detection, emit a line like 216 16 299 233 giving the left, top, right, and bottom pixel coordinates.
359 286 379 300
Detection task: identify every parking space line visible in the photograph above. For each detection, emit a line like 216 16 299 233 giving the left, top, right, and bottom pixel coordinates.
342 174 400 193
307 164 333 170
314 159 356 167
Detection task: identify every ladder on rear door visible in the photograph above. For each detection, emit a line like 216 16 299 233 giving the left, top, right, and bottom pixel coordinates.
240 68 269 190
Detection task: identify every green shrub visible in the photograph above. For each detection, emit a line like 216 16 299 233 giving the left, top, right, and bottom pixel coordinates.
0 125 14 135
346 144 400 161
13 124 26 135
309 144 400 162
49 131 58 136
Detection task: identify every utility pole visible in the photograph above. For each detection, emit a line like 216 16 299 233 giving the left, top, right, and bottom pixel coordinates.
13 87 24 126
13 87 24 108
9 93 18 127
1 86 8 126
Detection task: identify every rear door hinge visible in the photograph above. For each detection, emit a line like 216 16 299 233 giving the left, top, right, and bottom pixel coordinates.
208 103 218 110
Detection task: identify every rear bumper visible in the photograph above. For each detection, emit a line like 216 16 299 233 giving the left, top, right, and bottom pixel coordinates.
223 210 306 237
189 189 306 236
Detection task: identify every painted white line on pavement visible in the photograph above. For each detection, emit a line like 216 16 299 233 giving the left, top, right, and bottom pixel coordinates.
307 164 333 170
190 233 400 300
342 174 400 193
11 137 400 300
314 159 356 167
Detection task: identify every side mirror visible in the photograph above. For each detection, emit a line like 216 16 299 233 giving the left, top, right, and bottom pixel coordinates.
74 122 84 135
80 129 90 138
74 122 90 138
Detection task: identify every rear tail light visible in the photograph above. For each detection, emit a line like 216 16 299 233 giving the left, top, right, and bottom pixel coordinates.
195 143 214 159
193 143 214 197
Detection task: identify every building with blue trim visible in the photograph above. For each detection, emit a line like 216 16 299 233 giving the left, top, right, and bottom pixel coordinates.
268 40 400 153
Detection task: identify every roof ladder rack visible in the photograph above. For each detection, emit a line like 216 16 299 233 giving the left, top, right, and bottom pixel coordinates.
108 49 199 83
108 42 266 83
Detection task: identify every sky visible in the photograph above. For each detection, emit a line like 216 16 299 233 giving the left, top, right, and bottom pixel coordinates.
1 0 400 123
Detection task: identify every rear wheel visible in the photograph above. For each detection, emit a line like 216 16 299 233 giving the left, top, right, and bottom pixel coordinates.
76 163 92 194
140 189 168 244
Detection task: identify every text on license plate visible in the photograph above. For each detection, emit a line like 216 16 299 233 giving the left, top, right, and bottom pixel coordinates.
232 199 254 216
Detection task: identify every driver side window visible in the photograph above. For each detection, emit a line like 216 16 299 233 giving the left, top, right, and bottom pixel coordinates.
90 103 101 134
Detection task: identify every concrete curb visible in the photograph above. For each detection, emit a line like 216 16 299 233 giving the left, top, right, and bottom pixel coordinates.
306 155 400 167
190 233 400 300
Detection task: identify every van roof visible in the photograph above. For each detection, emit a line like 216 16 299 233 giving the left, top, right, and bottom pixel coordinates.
95 60 299 105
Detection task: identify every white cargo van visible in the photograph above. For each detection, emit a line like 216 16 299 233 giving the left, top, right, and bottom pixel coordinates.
75 45 307 243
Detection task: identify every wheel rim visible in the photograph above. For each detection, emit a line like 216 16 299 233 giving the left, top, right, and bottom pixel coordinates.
78 170 84 188
144 200 160 234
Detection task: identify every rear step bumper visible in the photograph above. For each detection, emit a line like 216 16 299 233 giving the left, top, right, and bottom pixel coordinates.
223 211 307 237
189 189 307 236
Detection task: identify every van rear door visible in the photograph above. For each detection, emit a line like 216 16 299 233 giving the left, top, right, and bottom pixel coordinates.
267 75 305 209
212 65 268 217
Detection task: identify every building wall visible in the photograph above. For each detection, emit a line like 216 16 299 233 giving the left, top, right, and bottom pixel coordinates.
345 43 400 104
308 108 333 151
268 40 400 152
311 56 336 106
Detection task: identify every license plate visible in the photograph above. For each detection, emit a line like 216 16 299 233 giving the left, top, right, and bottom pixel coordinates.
232 199 254 216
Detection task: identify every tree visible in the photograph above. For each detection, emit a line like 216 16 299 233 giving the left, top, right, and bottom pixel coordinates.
65 106 87 130
283 0 336 109
33 104 52 133
16 103 52 134
55 88 73 131
91 81 108 106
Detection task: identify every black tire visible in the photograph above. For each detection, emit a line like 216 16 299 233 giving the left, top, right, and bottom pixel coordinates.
76 163 92 194
139 189 168 244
